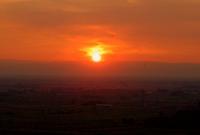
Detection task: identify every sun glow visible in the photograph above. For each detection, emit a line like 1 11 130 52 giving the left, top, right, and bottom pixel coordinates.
83 43 112 63
88 46 104 63
91 51 102 62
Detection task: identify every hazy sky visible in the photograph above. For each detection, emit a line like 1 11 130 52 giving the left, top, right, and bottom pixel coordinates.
0 0 200 63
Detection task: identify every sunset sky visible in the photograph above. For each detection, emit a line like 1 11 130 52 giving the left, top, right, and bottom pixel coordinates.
0 0 200 63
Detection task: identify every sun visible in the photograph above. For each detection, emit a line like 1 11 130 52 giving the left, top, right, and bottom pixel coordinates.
82 44 111 63
89 46 104 63
92 51 102 62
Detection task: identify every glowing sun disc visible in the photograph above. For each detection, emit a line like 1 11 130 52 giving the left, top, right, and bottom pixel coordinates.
82 43 112 63
92 52 102 62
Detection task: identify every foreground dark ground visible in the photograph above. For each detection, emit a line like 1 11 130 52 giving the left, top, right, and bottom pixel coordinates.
1 78 200 134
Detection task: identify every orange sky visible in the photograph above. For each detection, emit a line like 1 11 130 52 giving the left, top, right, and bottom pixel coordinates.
0 0 200 63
